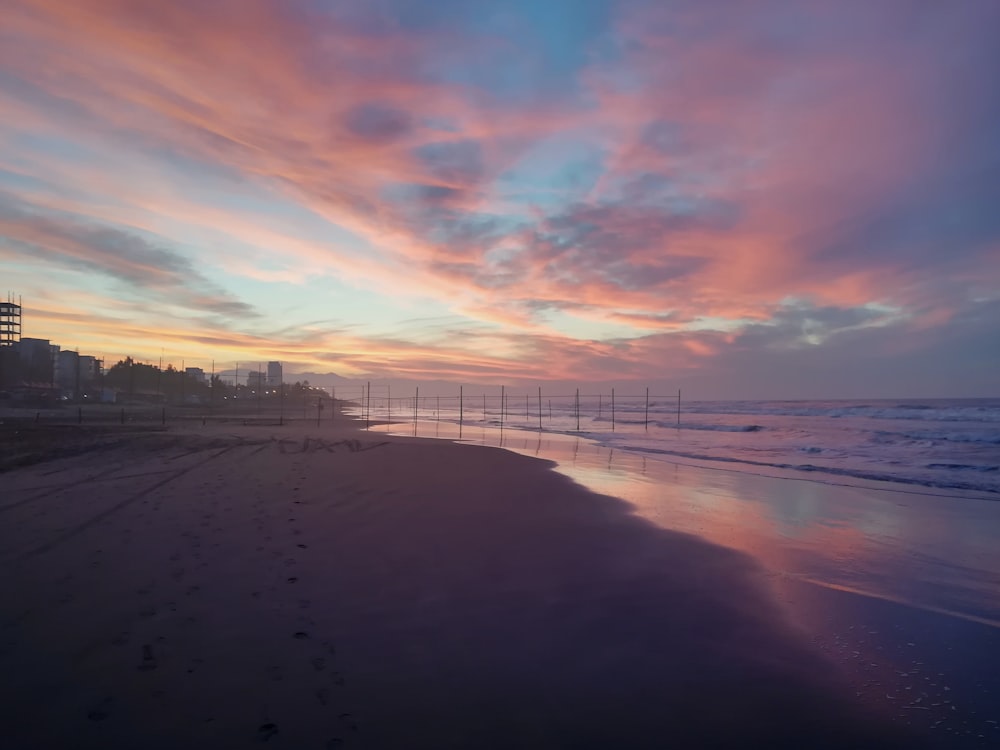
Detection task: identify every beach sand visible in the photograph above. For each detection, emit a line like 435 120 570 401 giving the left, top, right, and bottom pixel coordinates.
0 417 944 748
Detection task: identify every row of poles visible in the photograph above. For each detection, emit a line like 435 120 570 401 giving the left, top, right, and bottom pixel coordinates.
355 384 682 432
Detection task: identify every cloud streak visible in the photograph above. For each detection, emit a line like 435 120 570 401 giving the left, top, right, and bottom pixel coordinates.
0 0 997 395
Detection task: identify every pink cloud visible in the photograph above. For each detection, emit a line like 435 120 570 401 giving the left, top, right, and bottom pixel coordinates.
1 0 996 394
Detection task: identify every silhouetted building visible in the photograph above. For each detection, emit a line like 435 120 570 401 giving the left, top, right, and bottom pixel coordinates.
19 338 57 385
185 367 206 383
0 299 20 389
0 299 21 348
57 350 79 398
267 361 282 386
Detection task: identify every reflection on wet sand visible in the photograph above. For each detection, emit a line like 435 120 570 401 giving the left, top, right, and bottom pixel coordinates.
374 420 1000 744
383 420 1000 627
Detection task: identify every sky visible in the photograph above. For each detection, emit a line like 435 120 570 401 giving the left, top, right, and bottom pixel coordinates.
1 0 998 399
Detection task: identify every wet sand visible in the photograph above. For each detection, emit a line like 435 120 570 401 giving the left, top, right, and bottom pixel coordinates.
0 417 960 748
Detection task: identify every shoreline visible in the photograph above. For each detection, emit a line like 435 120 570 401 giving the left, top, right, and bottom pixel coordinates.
1 418 994 747
365 416 1000 503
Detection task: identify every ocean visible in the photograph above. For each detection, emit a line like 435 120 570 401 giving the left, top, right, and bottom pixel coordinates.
350 395 1000 496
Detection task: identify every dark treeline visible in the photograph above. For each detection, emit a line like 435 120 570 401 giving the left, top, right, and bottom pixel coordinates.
104 358 323 405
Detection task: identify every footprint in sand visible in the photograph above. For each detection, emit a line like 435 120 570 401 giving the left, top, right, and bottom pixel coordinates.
257 723 279 741
286 577 298 584
338 713 358 731
293 631 309 640
87 697 113 721
137 643 157 671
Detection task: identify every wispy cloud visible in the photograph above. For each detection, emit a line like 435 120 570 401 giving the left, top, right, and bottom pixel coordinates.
0 0 997 395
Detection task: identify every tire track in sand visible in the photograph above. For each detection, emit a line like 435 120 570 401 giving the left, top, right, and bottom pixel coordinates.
13 442 271 562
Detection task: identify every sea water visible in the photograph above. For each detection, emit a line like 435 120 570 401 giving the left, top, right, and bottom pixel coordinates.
349 396 1000 496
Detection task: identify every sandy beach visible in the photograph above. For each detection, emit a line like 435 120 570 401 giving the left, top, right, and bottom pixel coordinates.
0 415 992 748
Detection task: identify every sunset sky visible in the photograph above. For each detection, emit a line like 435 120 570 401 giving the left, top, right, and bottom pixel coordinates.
2 0 998 398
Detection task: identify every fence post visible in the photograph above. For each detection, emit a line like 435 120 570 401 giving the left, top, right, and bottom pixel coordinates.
414 387 419 425
500 385 505 429
538 387 542 431
612 388 615 432
677 388 681 427
645 387 649 431
459 386 463 426
575 388 580 431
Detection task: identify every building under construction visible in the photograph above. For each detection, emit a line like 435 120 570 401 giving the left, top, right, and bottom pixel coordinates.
0 295 22 391
0 294 21 348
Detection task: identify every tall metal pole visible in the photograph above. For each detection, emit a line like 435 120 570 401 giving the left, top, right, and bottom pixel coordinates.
500 385 505 429
257 364 262 414
645 387 649 431
366 381 371 430
677 388 681 427
414 386 419 425
612 388 615 432
459 386 463 426
575 388 580 431
387 384 391 424
538 387 542 431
